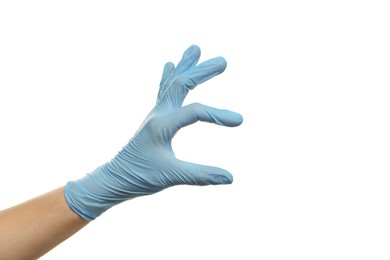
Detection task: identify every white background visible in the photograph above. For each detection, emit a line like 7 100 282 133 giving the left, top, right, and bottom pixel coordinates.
1 1 389 259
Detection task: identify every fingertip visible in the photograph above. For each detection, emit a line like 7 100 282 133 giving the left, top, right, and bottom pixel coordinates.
214 56 227 73
184 45 201 59
190 44 201 52
165 62 175 70
233 112 244 126
160 62 176 88
195 56 227 76
207 172 233 185
162 62 175 78
222 110 243 127
225 172 234 184
202 166 233 185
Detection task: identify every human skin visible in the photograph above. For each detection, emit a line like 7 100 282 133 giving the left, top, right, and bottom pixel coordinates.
0 45 242 259
0 187 88 259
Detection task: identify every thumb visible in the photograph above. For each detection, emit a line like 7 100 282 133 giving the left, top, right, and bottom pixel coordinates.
167 160 234 186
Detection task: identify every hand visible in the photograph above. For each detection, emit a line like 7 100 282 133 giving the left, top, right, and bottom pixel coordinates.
65 45 243 221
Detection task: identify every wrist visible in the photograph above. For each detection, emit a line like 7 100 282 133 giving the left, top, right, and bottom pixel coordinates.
64 164 125 221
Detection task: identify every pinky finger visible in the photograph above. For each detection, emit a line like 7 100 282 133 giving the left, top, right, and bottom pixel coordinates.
157 62 175 101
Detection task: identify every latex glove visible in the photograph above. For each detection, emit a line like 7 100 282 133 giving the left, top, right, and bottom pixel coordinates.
65 45 243 221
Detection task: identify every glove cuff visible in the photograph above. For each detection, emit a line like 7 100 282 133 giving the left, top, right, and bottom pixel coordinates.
64 164 124 221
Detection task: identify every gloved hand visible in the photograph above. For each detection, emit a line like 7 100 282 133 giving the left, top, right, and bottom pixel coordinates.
65 45 243 221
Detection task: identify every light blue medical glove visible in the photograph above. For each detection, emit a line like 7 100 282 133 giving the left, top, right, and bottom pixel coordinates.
65 45 243 221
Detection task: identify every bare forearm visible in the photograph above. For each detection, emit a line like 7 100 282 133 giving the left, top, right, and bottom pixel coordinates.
0 186 88 259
